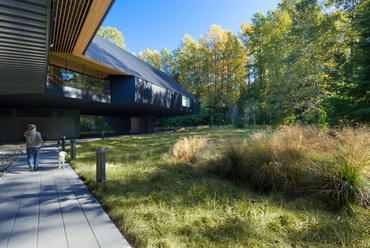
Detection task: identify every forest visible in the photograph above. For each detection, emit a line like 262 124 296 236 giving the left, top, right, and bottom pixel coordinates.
126 0 369 128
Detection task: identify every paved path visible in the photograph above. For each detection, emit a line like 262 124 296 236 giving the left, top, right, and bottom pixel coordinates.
0 146 131 248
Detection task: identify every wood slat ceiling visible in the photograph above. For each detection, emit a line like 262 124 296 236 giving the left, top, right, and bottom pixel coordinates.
50 0 92 53
49 0 124 78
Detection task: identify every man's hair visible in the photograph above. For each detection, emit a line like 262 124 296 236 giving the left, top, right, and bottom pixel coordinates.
27 124 36 131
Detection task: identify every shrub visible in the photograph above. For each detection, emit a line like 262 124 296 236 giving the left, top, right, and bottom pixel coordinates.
171 136 209 164
320 163 370 208
318 126 370 208
202 145 245 182
251 162 291 193
245 127 308 194
171 125 370 208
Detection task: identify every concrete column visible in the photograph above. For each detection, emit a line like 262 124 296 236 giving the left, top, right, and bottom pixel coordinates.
103 116 131 134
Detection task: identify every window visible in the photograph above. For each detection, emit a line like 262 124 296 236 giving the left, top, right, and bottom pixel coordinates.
47 65 110 95
182 96 190 107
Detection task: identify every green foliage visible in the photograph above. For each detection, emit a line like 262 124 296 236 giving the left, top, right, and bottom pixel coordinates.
321 163 369 208
80 115 112 132
97 26 126 49
283 113 297 126
319 107 329 131
138 48 161 69
157 96 230 127
324 0 370 125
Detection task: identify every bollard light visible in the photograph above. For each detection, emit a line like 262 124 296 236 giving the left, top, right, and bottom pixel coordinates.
57 134 61 147
130 129 132 137
96 148 106 187
102 131 105 140
71 139 76 159
62 136 66 151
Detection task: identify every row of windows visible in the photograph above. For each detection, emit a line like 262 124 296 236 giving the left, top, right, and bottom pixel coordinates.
48 65 192 108
47 65 110 95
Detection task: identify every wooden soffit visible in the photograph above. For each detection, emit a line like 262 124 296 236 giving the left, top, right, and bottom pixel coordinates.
50 53 129 79
49 0 127 78
50 0 113 54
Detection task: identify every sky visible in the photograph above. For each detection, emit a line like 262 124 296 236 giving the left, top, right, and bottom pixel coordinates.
102 0 281 55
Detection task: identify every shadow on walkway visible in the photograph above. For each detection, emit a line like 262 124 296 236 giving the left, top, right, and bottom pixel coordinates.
0 146 130 248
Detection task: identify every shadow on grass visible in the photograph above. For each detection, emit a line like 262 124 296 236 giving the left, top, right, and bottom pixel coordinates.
87 162 368 247
68 128 369 247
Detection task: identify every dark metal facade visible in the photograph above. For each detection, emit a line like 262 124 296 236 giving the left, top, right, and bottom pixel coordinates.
0 0 51 94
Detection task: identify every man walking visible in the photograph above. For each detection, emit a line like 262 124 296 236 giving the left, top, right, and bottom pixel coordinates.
24 124 44 171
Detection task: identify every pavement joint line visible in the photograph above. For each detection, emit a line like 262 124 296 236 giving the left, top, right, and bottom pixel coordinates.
6 174 30 248
51 158 70 248
63 167 101 247
36 173 42 248
0 176 15 205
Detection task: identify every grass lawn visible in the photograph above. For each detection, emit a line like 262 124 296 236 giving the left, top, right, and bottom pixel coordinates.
68 127 370 248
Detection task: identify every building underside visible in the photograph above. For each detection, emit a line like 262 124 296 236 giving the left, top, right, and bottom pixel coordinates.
0 0 199 142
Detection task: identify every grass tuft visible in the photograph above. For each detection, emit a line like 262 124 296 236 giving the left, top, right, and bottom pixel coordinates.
198 125 370 208
171 136 209 164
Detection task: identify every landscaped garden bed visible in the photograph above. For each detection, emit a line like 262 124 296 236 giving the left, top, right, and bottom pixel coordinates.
68 126 370 247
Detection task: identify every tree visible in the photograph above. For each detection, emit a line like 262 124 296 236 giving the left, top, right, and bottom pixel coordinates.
138 48 161 69
174 34 202 96
97 26 126 49
324 0 370 124
160 48 175 77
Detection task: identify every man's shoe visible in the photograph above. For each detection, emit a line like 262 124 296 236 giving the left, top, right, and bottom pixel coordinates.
29 166 34 172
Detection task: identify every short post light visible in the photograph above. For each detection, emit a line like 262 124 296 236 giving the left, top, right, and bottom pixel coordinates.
96 148 106 187
70 139 76 159
62 136 66 151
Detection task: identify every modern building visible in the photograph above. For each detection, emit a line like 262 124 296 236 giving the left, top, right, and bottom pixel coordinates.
0 0 200 142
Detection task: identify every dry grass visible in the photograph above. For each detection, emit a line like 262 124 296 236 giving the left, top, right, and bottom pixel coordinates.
198 125 370 208
170 136 209 164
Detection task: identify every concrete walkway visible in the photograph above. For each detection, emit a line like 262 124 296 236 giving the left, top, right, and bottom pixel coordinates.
0 146 131 248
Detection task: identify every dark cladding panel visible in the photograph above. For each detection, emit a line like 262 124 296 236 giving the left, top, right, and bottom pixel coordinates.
135 78 200 114
109 75 135 103
0 0 50 94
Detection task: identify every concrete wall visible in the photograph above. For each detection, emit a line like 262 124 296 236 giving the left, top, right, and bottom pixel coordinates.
0 109 80 142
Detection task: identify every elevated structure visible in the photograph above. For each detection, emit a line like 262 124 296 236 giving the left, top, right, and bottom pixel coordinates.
0 0 199 142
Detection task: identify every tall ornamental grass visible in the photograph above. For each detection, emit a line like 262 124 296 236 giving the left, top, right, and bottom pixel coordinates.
188 125 370 208
170 136 209 164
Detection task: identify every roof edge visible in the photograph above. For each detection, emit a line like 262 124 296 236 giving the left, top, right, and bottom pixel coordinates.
82 0 116 55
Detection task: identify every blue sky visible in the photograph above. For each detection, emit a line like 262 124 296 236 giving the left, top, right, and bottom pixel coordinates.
102 0 281 55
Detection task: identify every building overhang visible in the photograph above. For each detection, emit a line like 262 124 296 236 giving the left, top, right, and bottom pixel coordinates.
50 0 114 55
1 0 200 118
49 0 121 79
0 93 192 118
